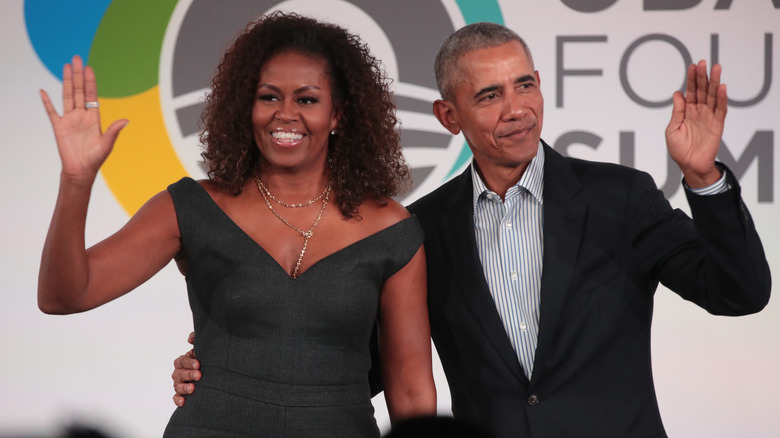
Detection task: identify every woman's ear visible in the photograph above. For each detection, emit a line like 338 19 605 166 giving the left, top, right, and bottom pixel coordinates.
330 106 341 133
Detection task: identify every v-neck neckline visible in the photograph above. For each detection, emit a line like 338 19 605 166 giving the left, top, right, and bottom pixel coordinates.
189 179 415 280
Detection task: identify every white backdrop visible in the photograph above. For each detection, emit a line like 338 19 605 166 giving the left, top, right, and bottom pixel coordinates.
1 1 779 437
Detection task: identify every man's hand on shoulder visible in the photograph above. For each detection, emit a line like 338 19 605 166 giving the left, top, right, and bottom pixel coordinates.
172 331 200 407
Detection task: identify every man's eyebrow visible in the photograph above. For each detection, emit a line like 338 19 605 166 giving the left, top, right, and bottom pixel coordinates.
472 74 536 100
474 85 500 100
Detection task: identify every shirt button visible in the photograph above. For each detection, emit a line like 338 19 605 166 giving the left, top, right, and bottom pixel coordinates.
505 222 512 229
510 271 518 280
528 394 539 406
519 321 527 331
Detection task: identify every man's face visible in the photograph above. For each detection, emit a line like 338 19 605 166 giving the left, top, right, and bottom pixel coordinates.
436 41 544 178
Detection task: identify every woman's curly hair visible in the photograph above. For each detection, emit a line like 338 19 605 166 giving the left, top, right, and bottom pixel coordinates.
200 11 409 218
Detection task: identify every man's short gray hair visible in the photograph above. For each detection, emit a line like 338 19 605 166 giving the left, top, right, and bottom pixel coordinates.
434 22 533 101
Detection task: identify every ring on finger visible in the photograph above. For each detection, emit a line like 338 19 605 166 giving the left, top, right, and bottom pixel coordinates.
84 101 99 109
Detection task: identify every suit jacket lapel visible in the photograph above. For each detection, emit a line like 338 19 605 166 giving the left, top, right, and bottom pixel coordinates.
530 144 587 387
439 167 528 384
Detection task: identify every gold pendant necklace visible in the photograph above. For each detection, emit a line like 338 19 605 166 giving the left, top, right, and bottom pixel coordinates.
256 177 329 208
255 176 331 279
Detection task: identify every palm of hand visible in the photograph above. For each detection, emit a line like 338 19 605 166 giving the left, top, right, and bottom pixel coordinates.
40 55 127 181
665 60 727 183
51 106 111 177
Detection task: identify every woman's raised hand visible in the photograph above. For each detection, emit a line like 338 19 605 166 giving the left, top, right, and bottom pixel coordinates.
40 55 128 181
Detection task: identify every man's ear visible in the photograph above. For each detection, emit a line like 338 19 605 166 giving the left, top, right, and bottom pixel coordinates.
432 99 461 135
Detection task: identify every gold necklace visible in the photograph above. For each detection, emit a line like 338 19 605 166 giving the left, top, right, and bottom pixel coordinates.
255 176 331 279
256 177 328 208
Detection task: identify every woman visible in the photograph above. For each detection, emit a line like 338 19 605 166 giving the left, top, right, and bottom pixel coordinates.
38 12 435 437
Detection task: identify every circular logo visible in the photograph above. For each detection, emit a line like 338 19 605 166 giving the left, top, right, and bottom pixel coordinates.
26 0 503 214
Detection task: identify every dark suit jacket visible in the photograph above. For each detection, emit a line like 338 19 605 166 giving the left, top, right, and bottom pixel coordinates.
406 142 770 438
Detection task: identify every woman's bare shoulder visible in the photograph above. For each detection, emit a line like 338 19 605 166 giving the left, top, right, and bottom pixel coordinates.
196 178 220 195
358 198 412 230
135 178 233 225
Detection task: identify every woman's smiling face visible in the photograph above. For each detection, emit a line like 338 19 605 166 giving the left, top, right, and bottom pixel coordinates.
252 50 339 173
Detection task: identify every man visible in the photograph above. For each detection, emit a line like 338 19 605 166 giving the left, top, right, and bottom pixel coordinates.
173 23 770 437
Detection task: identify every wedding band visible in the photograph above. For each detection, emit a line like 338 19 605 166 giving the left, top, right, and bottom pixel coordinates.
84 101 100 109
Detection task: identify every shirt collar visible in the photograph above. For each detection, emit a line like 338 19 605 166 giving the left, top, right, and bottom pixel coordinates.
471 141 545 210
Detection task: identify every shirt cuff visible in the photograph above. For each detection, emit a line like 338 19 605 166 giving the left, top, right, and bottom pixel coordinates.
683 164 731 195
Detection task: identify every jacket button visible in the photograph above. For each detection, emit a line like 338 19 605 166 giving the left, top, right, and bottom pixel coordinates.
528 394 539 406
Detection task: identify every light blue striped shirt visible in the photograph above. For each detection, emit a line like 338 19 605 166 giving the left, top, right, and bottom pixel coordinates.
472 142 545 379
471 143 729 380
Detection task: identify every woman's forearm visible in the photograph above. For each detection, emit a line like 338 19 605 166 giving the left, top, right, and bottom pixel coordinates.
38 172 96 314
